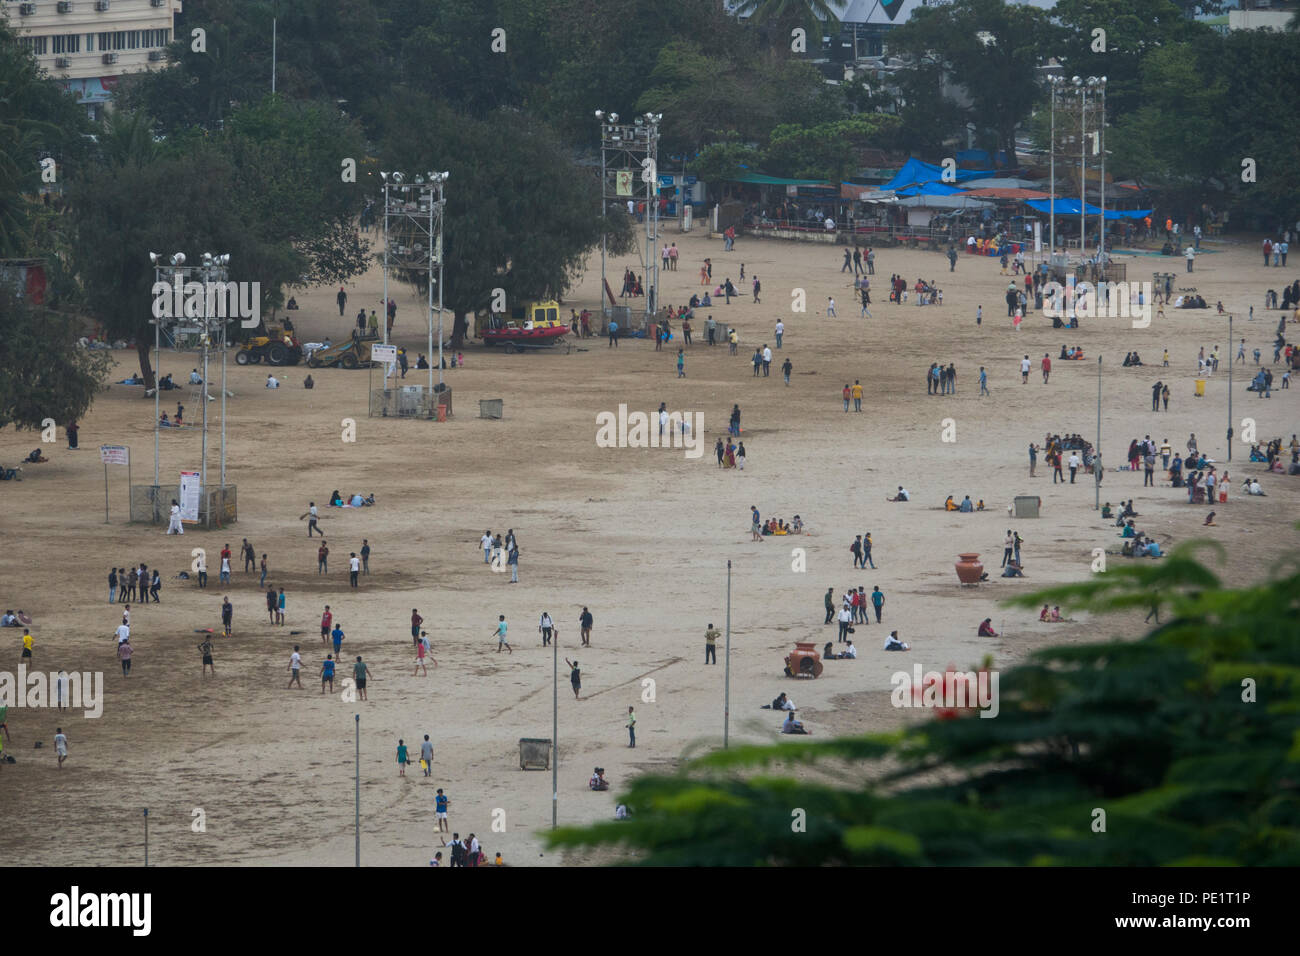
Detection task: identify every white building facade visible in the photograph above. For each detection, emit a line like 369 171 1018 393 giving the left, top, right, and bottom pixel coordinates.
2 0 182 117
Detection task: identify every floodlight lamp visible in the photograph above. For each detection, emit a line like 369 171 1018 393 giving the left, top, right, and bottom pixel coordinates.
149 252 160 264
609 113 619 123
171 253 186 266
202 252 214 265
1072 75 1081 85
218 254 230 266
595 110 604 119
380 171 389 182
392 171 404 184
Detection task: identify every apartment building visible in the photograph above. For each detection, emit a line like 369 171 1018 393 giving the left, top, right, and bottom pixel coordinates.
2 0 182 118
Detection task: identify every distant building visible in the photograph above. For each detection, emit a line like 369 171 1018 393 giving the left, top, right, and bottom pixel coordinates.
1 0 183 119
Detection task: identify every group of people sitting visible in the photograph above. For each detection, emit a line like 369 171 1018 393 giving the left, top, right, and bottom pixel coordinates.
328 490 376 508
1172 293 1208 309
1 610 30 627
1038 605 1069 622
1058 345 1086 360
159 403 185 427
589 767 610 791
944 495 986 512
23 448 48 464
1121 351 1147 367
760 515 801 535
822 640 857 660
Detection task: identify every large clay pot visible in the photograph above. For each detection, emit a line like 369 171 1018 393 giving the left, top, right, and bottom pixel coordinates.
955 552 984 585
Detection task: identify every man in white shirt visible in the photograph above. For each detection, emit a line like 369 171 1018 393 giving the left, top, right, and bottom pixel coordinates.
782 711 809 734
480 531 493 564
1021 355 1031 383
1068 452 1081 483
189 369 203 384
883 630 909 651
266 374 280 388
762 345 772 377
774 320 784 348
166 499 184 535
349 553 361 588
837 604 853 643
115 623 130 644
287 646 303 689
843 641 857 659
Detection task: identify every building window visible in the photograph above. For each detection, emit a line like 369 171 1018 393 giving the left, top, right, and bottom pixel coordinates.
99 32 111 51
20 36 50 56
51 35 81 55
87 33 96 52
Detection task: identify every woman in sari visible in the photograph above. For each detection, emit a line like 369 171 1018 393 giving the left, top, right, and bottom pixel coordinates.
724 441 737 468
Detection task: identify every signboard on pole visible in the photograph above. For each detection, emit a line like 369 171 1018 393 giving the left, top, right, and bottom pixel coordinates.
615 170 633 196
371 344 398 364
179 471 201 522
99 445 129 465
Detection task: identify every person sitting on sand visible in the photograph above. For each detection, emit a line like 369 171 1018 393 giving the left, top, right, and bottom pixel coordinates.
842 640 856 659
1001 560 1025 578
1204 511 1216 526
1245 478 1266 495
1101 501 1113 519
1144 540 1164 557
883 630 910 651
978 618 998 637
1050 606 1064 622
329 490 344 507
887 486 910 502
304 374 314 389
24 449 48 463
781 712 810 735
959 496 974 513
1120 520 1136 539
945 495 957 511
589 768 610 791
1040 604 1051 622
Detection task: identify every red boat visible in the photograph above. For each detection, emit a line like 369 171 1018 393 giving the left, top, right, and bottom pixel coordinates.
480 300 570 352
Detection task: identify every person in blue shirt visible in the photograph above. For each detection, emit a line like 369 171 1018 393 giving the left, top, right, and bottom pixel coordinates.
958 496 974 512
320 654 336 693
870 586 885 623
331 624 344 657
608 320 619 348
493 615 512 654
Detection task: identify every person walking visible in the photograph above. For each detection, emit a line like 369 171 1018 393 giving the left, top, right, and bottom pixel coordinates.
870 586 885 623
565 658 582 700
579 606 593 646
827 296 837 317
1003 530 1014 567
782 357 793 386
117 637 133 677
1041 354 1051 384
318 541 329 575
507 542 519 583
824 587 835 624
1068 451 1081 483
302 501 322 537
360 539 371 574
349 552 360 587
979 366 989 396
705 623 720 664
626 707 636 748
492 615 512 654
774 320 784 349
287 645 304 689
1021 355 1031 384
336 285 347 317
539 611 554 646
752 276 761 304
353 655 372 701
852 380 863 412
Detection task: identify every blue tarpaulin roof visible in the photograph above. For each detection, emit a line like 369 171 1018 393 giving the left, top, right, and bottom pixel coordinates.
1024 199 1152 220
894 182 965 197
882 157 996 191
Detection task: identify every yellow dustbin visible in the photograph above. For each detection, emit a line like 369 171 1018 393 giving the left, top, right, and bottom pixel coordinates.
1194 379 1206 397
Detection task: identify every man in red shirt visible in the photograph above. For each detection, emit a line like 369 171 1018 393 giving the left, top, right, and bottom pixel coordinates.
320 605 332 644
1041 353 1052 384
411 609 424 649
842 384 852 412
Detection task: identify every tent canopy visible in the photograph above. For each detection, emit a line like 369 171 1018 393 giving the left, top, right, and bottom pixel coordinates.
959 177 1044 190
1024 198 1152 220
882 157 996 191
963 187 1052 200
894 195 994 210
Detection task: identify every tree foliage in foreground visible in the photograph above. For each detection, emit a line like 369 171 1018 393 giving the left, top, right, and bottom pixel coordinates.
549 540 1300 865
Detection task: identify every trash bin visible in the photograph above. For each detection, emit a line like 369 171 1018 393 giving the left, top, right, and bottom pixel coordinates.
436 404 447 423
1194 379 1206 397
1013 495 1042 518
479 398 504 420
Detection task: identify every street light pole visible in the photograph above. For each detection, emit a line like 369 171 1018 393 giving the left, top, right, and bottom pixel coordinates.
355 713 360 867
1228 312 1233 462
552 622 558 830
1096 355 1102 511
724 560 732 749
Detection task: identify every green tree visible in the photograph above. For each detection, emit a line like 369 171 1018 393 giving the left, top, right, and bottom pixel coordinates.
0 286 111 432
764 114 902 181
549 541 1300 865
887 0 1056 159
376 93 630 349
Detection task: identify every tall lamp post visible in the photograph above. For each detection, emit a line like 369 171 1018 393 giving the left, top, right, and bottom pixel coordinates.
1047 74 1065 260
1227 312 1234 461
724 560 732 749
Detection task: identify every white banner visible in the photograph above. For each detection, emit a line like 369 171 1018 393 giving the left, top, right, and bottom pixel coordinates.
371 344 398 364
179 471 201 522
99 445 129 465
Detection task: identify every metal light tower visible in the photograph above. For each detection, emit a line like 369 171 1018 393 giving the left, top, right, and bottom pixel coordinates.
1073 76 1087 258
596 109 663 324
1047 75 1065 259
380 170 448 396
1095 77 1108 262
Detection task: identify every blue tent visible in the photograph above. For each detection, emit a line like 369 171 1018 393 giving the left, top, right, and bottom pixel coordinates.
882 157 996 191
894 182 965 197
1024 199 1152 221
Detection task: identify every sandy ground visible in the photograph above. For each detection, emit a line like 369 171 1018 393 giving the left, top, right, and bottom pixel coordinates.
0 226 1296 867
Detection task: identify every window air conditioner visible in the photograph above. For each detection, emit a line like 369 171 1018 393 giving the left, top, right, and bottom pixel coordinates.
95 0 109 10
19 3 36 16
148 50 163 61
102 52 118 64
57 1 74 13
55 57 72 69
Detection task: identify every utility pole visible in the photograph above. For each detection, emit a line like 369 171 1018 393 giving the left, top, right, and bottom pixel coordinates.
724 560 732 749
